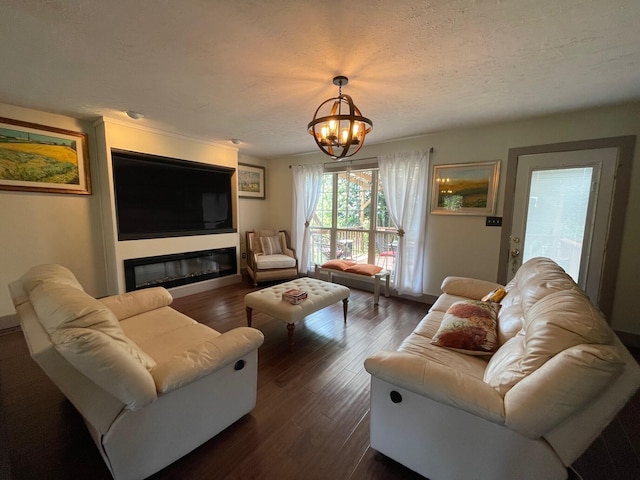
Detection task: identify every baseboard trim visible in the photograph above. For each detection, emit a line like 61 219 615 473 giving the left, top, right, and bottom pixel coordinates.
0 313 19 331
168 273 242 299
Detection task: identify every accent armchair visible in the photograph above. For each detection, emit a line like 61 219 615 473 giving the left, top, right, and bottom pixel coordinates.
245 229 298 286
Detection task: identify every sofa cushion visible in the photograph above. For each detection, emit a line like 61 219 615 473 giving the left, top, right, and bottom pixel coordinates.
260 235 283 255
431 300 499 355
484 288 613 395
256 254 296 269
497 257 579 345
320 259 357 271
21 264 84 294
399 333 489 381
52 326 157 410
504 343 625 438
345 264 383 276
29 282 156 370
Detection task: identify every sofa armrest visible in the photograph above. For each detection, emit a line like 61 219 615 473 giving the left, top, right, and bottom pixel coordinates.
440 276 503 300
152 327 264 393
364 351 505 424
99 287 173 321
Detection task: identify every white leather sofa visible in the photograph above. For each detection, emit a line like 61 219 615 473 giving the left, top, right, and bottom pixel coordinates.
364 257 640 480
9 264 264 480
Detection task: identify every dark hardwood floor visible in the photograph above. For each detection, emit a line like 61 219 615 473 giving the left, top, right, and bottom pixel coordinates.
1 279 639 480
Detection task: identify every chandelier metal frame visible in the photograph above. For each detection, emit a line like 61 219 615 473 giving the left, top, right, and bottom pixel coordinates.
307 76 373 160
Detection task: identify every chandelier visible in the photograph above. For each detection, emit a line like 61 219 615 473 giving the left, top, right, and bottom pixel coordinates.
307 76 373 160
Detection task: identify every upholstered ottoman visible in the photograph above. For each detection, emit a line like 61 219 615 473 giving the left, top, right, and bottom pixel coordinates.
244 278 350 351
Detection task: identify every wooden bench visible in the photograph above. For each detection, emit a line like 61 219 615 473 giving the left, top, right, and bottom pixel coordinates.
315 264 390 305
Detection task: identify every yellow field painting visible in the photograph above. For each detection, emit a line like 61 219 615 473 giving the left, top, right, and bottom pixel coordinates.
0 142 80 185
1 142 78 165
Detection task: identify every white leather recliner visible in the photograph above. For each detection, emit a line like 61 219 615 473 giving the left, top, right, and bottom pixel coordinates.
365 257 640 480
9 264 264 480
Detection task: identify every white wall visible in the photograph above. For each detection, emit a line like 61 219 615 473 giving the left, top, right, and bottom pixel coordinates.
0 103 107 321
237 154 270 269
268 102 640 336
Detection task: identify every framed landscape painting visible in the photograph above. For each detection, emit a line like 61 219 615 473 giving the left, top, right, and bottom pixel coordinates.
238 163 265 199
0 117 91 195
431 160 500 215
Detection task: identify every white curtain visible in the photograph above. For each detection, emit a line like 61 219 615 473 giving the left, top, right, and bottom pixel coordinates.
291 163 324 274
378 150 430 296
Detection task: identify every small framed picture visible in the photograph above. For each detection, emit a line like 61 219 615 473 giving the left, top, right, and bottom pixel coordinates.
431 161 500 215
238 163 265 199
0 117 91 195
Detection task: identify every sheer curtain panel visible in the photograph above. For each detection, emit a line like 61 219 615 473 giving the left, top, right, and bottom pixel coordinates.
378 150 430 296
291 163 324 274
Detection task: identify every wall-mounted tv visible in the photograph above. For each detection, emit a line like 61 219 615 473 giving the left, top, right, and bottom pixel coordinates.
112 149 236 240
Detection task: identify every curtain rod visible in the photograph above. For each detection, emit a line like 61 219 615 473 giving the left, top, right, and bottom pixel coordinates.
289 147 434 168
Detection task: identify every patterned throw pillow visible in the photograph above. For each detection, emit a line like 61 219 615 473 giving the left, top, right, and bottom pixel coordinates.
431 300 499 355
260 236 283 255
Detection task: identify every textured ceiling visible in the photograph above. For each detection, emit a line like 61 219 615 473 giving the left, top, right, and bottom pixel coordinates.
1 0 639 158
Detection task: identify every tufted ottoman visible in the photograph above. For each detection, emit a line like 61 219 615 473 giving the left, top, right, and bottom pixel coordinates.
244 278 350 351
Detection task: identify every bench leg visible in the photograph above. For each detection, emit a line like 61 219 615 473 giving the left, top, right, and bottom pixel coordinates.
373 278 381 305
342 298 349 323
287 323 295 352
246 306 253 327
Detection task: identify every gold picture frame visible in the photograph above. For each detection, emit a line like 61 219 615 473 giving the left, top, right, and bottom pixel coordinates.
431 161 500 215
0 117 91 194
238 163 265 199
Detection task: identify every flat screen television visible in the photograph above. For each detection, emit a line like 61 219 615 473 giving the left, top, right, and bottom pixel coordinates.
112 149 236 240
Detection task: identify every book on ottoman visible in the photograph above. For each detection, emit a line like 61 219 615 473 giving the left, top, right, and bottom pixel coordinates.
283 288 308 305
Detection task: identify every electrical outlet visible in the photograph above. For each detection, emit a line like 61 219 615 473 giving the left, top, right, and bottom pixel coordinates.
486 216 502 227
241 252 247 259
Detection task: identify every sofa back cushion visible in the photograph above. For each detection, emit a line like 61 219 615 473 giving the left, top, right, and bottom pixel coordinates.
497 257 579 345
21 263 85 293
28 280 157 410
485 288 614 395
52 326 158 410
504 343 624 437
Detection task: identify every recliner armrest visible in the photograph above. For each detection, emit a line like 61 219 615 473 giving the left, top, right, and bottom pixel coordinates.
440 276 503 300
152 327 264 393
364 351 505 424
99 287 173 321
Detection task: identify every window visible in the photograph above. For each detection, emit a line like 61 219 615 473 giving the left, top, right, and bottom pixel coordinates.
309 166 397 273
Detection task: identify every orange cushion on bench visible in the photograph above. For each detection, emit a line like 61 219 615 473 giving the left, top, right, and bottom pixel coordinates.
321 260 357 271
345 264 383 276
